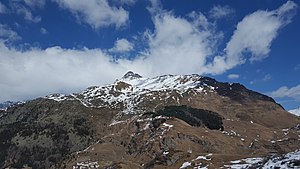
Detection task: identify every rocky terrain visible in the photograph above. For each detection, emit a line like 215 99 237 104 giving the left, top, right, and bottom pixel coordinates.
0 71 300 169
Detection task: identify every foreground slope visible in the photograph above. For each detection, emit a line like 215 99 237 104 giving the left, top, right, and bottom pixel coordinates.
0 72 300 169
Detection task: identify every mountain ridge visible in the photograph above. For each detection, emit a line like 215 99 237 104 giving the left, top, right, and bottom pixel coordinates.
44 72 281 113
0 72 299 169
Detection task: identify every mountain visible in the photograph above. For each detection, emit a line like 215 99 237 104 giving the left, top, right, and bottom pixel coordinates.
0 101 23 110
289 108 300 116
0 72 300 169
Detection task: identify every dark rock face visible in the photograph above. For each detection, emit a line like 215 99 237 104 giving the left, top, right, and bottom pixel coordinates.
201 77 277 104
153 105 224 130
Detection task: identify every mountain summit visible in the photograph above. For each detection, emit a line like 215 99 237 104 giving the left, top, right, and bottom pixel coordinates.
122 71 142 79
0 73 300 169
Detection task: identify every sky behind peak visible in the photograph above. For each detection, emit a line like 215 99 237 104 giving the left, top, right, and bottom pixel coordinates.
0 0 299 110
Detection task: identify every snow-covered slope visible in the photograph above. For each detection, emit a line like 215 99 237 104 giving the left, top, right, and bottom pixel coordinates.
225 150 300 168
289 108 300 116
45 72 217 114
42 71 281 117
0 101 24 110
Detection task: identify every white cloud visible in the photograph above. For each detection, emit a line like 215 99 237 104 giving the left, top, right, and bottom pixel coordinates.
13 4 41 23
205 1 297 74
111 0 222 76
227 74 239 79
2 1 44 22
263 74 271 81
120 11 220 76
0 2 8 13
209 5 234 19
40 27 48 34
114 0 136 6
24 0 46 9
0 24 21 41
269 84 300 101
0 9 219 101
109 38 134 52
0 1 297 102
54 0 129 29
147 0 163 15
0 42 127 102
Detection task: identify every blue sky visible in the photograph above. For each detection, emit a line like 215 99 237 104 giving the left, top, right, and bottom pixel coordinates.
0 0 299 110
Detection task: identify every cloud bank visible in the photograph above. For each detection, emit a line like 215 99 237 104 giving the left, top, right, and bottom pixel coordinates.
205 1 297 74
0 1 297 102
269 84 300 101
54 0 129 29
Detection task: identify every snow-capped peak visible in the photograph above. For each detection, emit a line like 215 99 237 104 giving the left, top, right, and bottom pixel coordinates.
122 71 142 80
288 108 300 116
45 73 217 114
120 74 207 92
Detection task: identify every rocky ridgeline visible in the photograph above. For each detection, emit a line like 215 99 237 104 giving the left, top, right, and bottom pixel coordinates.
45 72 278 115
0 72 299 169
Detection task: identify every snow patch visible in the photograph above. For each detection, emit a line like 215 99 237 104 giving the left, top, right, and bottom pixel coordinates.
73 161 99 169
224 150 300 169
45 93 68 102
109 120 126 126
180 162 192 169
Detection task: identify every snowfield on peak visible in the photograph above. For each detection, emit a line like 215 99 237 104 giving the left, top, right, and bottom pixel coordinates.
120 74 210 92
45 73 217 114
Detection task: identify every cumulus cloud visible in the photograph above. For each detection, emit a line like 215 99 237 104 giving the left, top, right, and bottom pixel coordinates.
13 3 42 23
205 0 297 74
0 1 297 102
54 0 129 29
0 2 8 13
0 24 21 41
0 7 219 101
269 84 300 101
130 11 219 75
209 5 235 19
24 0 46 9
40 27 48 34
227 74 239 79
0 42 127 102
109 38 134 52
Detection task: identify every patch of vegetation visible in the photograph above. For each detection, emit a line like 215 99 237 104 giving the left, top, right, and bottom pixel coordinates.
151 105 224 130
73 117 93 136
0 100 96 169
